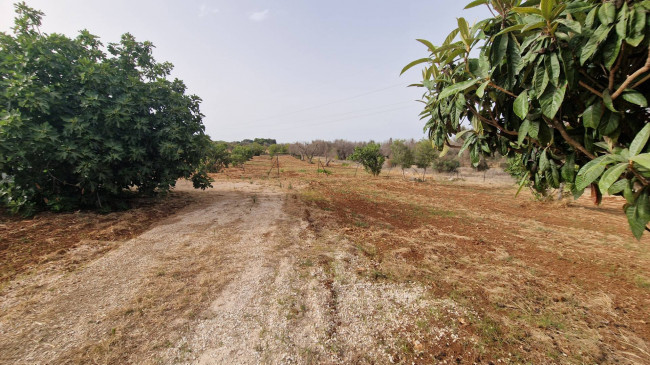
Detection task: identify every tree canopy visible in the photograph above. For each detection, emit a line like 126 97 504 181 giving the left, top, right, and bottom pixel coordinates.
0 3 210 214
350 143 386 177
403 0 650 238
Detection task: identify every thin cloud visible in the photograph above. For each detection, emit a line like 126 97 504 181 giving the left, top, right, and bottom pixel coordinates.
199 4 219 18
249 9 270 22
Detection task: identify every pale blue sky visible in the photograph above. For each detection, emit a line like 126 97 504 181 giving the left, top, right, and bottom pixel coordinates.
0 1 490 143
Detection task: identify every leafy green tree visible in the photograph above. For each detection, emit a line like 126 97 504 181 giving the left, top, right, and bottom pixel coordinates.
0 3 211 214
230 145 253 169
249 142 266 156
204 142 231 172
390 140 415 179
414 139 438 180
268 143 289 157
403 0 650 238
350 143 386 177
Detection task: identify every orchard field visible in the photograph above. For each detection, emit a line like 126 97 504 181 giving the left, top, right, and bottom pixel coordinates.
1 155 648 364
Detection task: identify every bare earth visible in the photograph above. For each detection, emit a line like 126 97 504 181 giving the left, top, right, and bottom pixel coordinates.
1 156 649 364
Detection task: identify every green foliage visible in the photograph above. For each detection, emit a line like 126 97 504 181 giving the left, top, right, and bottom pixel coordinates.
414 139 438 181
249 142 266 156
433 159 461 173
268 143 289 157
230 145 253 167
203 142 231 173
404 0 650 238
390 140 415 171
350 143 386 177
0 3 211 214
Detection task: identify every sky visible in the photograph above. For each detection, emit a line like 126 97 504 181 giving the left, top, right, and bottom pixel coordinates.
0 1 490 143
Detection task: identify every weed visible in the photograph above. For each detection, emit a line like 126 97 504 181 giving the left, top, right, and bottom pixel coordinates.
354 220 369 228
355 243 376 257
429 208 456 217
634 275 650 290
288 183 293 190
477 317 502 344
536 313 565 330
371 270 388 280
252 195 258 204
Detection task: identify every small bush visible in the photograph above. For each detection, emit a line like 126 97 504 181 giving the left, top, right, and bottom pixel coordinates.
433 159 460 173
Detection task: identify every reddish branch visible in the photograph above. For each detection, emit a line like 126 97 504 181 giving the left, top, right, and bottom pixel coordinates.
579 81 603 97
549 118 597 160
612 46 650 100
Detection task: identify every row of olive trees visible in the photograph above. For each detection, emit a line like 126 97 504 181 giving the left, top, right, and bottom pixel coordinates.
289 140 362 165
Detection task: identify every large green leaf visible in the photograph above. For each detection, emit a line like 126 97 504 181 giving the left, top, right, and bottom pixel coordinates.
539 148 549 173
580 24 612 65
401 58 430 75
602 89 617 112
561 152 575 182
608 178 628 195
598 162 627 194
518 119 531 146
491 34 509 65
476 81 488 97
540 0 556 21
512 7 543 16
625 200 648 240
464 0 488 9
575 155 607 190
556 18 582 34
437 79 479 100
458 17 471 47
539 80 567 119
514 90 529 120
630 123 650 156
631 153 650 169
534 63 549 97
416 39 436 53
622 90 648 107
582 103 601 129
546 53 561 86
598 2 616 25
598 111 620 136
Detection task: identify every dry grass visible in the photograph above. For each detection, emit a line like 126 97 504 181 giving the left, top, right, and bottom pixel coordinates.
1 155 648 364
230 155 650 363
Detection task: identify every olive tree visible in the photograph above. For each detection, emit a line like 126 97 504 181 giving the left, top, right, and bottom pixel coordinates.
390 140 415 179
0 3 211 214
403 0 650 238
414 139 438 180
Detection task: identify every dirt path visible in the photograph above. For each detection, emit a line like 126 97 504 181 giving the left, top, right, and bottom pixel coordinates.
0 181 308 363
1 179 448 364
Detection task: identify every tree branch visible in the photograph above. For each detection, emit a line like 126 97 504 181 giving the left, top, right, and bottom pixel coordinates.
488 82 517 98
609 43 624 92
467 104 517 136
579 81 603 97
612 46 650 100
632 73 650 89
549 118 596 160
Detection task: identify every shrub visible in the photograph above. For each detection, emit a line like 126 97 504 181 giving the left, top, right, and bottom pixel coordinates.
0 3 210 214
268 143 289 157
349 143 385 177
433 159 460 173
231 146 253 168
203 142 231 173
